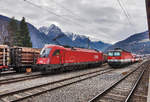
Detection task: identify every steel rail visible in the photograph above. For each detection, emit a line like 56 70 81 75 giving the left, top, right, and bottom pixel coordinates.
0 74 42 85
0 71 16 76
0 64 107 85
0 68 113 102
88 65 142 102
0 64 108 85
124 65 146 102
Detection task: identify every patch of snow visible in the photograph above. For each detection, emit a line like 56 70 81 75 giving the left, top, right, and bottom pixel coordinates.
138 38 149 43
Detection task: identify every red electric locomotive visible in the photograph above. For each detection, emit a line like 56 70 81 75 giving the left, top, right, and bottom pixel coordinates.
107 48 138 67
35 44 104 72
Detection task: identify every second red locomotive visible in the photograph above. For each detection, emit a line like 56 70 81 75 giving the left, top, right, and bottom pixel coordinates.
107 48 139 67
36 44 105 72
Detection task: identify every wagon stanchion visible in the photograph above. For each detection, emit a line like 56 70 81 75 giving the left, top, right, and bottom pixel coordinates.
9 46 41 73
0 45 10 73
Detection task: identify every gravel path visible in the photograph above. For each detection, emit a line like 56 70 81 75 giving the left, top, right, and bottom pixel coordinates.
23 62 143 102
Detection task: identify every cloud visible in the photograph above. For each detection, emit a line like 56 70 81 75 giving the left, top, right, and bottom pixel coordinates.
0 0 148 44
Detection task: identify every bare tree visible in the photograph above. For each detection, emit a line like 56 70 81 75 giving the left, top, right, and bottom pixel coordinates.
0 24 9 45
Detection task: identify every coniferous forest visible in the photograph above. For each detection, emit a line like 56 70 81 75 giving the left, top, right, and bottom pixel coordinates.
7 17 32 47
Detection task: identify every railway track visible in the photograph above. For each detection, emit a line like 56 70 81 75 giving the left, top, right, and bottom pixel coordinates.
88 61 149 102
0 64 108 85
0 71 16 77
127 61 150 102
0 68 113 102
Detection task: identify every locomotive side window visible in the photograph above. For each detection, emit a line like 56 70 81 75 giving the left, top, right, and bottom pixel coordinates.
40 48 52 57
114 52 121 56
108 52 113 56
53 50 60 56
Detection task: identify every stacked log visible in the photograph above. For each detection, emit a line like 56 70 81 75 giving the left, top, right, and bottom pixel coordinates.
0 45 9 66
20 47 41 65
10 46 41 66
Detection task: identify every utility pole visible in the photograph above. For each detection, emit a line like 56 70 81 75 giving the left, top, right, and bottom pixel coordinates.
146 0 150 39
87 37 90 49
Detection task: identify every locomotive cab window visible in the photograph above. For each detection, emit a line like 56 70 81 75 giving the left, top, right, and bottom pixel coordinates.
114 52 121 56
108 52 113 56
53 50 60 56
40 48 52 57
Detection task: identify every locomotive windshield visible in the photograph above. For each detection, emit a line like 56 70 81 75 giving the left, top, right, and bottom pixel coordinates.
108 52 113 56
114 52 121 56
108 51 121 56
40 48 52 57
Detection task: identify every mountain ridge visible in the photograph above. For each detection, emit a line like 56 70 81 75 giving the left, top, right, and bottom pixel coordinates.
105 31 150 54
0 14 111 51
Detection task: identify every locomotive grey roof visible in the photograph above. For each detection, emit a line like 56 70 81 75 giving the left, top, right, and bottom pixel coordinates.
108 48 130 53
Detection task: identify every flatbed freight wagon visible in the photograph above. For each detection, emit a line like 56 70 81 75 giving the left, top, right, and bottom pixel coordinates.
10 46 41 72
0 45 10 73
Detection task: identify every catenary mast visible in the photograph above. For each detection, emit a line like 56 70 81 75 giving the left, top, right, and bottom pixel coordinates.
146 0 150 39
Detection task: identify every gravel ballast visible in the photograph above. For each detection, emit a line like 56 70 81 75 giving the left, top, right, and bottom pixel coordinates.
23 62 143 102
0 66 109 94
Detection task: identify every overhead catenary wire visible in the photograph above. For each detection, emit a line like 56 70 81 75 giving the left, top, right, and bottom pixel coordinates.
49 0 94 26
50 0 81 19
117 0 137 33
120 0 137 26
50 0 90 23
23 0 84 27
120 0 133 18
22 0 137 43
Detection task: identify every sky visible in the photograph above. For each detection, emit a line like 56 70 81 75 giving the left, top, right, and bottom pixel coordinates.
0 0 148 44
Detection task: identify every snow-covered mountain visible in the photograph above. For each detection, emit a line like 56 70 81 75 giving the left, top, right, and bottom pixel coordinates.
39 25 111 51
105 31 150 54
0 14 111 51
39 24 62 35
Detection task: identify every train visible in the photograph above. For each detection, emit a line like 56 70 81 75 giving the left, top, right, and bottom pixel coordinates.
34 44 106 72
107 48 140 67
0 44 143 73
0 45 40 73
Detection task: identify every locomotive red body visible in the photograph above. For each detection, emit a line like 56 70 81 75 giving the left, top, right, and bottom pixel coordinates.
36 44 104 72
107 48 138 67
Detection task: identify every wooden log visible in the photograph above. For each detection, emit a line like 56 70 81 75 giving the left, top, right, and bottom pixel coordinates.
21 58 34 61
0 59 8 62
21 53 34 57
0 45 9 66
21 47 40 53
11 46 41 66
0 45 9 48
12 47 41 54
21 60 34 63
0 61 8 65
21 55 39 59
0 52 9 55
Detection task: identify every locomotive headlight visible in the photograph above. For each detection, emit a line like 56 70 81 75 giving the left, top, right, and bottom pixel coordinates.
120 59 124 62
39 60 43 63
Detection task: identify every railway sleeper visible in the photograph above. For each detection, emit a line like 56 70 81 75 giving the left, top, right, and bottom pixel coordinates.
99 94 125 102
109 89 129 96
